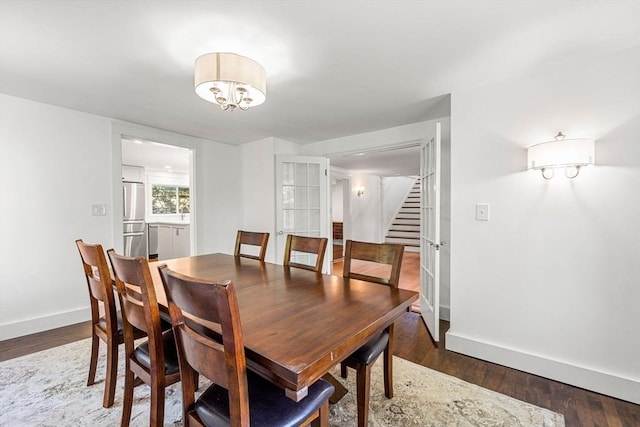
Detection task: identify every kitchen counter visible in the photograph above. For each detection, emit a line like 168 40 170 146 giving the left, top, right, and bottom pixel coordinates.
147 221 190 226
148 222 190 260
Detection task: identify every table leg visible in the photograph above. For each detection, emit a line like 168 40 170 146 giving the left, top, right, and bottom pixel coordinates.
322 373 349 404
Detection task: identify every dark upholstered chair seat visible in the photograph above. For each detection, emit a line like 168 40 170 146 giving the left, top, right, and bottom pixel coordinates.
159 313 173 331
346 330 389 365
98 313 146 338
195 371 334 427
133 330 180 375
97 312 125 336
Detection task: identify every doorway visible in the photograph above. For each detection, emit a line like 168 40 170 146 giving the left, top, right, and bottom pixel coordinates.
328 145 422 309
329 172 352 270
120 137 193 261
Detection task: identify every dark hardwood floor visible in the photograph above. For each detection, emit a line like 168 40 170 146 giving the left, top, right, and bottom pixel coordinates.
1 315 638 426
393 314 639 427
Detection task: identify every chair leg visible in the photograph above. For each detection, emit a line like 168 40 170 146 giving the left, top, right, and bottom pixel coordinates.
310 400 329 427
356 365 372 427
87 333 99 386
150 376 165 427
103 337 118 408
340 362 348 378
383 344 393 399
121 366 135 427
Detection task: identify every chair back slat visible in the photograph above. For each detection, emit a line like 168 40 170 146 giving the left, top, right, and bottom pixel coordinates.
159 266 251 425
107 251 164 356
343 240 404 288
86 275 106 302
175 323 230 389
120 296 148 333
283 234 328 272
76 239 116 312
234 230 269 261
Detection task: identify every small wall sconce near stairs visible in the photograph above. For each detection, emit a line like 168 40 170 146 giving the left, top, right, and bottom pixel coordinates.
354 185 365 197
527 132 595 179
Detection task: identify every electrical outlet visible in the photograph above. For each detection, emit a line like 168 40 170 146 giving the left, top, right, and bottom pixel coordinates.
91 204 107 216
476 203 490 221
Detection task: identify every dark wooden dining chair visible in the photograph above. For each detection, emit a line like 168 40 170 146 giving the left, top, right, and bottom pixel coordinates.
75 239 146 408
340 239 405 427
107 250 181 427
159 266 334 427
283 234 329 273
234 230 270 261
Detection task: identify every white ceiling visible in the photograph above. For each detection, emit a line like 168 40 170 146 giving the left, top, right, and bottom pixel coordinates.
122 138 190 174
330 146 421 177
1 0 638 150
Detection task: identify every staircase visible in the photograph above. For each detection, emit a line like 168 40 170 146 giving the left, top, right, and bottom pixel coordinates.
385 179 420 252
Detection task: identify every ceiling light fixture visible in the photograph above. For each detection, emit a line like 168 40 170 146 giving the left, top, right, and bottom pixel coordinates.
194 52 266 111
527 132 595 179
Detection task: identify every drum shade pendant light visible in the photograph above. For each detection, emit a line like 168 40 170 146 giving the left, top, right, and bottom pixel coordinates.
194 52 266 111
527 132 595 179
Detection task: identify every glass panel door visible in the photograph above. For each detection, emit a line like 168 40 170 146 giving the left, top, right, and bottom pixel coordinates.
275 156 329 271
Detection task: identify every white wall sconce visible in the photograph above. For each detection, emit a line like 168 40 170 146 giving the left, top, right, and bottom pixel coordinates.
354 185 365 197
527 132 595 179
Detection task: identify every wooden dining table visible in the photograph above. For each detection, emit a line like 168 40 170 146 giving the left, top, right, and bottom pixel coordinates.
149 253 418 402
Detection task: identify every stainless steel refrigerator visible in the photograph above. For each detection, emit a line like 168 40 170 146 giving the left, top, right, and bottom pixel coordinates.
123 181 148 258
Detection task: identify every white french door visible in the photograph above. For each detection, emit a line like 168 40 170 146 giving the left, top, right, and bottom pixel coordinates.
275 155 331 273
420 122 442 342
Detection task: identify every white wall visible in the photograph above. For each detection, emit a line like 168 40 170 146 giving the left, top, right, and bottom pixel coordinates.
0 94 113 338
447 46 640 403
194 138 242 256
349 173 383 242
240 137 299 263
0 94 243 340
439 119 452 320
331 182 343 222
240 137 279 262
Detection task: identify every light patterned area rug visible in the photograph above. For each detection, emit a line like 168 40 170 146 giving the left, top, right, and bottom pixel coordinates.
0 339 564 426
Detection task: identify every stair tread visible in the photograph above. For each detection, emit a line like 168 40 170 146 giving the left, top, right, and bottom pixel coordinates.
386 178 422 247
386 236 419 240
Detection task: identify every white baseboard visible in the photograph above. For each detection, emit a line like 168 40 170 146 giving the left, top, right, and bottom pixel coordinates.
0 308 91 341
439 304 450 321
445 331 640 405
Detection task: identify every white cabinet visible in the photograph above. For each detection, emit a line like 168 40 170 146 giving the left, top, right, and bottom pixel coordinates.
157 224 190 260
122 165 145 182
157 225 173 261
173 225 190 258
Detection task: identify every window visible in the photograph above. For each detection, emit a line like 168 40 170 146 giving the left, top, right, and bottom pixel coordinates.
152 185 190 214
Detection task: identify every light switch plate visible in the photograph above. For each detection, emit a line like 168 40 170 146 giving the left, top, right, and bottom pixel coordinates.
476 203 490 221
91 204 107 216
